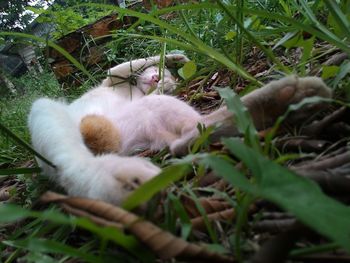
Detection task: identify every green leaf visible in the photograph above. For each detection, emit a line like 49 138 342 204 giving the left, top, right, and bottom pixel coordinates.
202 155 255 193
122 164 191 210
321 65 340 79
224 31 237 40
210 138 350 252
178 61 197 80
0 122 56 168
217 87 260 151
191 124 214 154
168 193 192 240
324 0 350 39
299 36 315 75
0 204 32 222
331 60 350 88
3 238 100 263
0 167 42 176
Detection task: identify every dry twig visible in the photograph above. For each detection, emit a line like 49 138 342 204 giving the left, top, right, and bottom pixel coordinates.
41 191 234 262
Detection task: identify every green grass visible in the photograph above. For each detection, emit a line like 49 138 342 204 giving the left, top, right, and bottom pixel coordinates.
1 1 350 262
0 71 62 166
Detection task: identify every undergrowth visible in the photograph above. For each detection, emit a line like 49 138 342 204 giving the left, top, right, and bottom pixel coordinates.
1 1 350 262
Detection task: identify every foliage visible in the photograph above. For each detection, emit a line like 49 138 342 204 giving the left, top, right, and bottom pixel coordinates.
0 0 49 31
27 0 114 38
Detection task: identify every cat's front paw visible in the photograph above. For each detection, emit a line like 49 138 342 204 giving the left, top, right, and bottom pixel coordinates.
88 155 161 205
165 54 190 67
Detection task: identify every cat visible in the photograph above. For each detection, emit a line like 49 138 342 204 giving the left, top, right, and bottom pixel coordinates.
81 76 332 156
28 54 189 204
29 53 332 204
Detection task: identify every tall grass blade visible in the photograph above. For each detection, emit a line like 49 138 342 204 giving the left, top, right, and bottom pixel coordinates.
217 87 260 151
0 122 56 168
215 0 290 73
122 164 190 210
73 3 258 84
3 239 100 263
324 0 350 38
0 167 42 176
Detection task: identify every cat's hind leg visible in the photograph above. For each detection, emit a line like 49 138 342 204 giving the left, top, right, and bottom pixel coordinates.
171 76 332 156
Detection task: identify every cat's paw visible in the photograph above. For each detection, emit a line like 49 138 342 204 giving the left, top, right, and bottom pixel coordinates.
88 155 161 205
170 129 199 156
165 54 190 67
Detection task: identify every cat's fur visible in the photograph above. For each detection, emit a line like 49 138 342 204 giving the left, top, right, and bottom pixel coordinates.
28 54 189 204
29 53 332 204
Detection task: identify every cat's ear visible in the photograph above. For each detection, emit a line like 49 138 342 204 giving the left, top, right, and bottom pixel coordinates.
165 54 190 67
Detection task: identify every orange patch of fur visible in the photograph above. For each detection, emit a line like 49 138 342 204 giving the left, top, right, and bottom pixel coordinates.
80 114 121 155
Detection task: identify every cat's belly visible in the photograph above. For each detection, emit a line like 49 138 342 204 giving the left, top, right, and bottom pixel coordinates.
68 94 127 123
113 95 201 155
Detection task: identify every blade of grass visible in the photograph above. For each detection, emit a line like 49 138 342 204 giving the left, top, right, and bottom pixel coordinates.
0 122 56 168
0 167 42 176
122 164 191 210
3 238 100 263
324 0 350 38
217 87 260 152
215 0 291 73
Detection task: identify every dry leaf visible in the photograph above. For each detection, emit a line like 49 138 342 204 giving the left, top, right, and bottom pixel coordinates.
41 191 234 263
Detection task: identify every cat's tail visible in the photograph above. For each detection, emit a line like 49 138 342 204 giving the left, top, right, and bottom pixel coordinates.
28 98 160 204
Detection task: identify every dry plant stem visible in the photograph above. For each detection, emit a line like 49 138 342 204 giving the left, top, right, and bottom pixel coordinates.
60 203 124 229
294 164 350 195
182 195 232 218
275 138 329 152
191 208 235 230
292 150 350 171
301 106 347 136
41 192 234 263
323 52 349 66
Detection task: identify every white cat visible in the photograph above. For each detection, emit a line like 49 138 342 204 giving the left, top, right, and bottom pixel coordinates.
28 54 189 204
29 52 332 205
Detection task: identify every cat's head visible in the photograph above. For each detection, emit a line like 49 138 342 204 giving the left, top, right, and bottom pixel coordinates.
137 66 177 95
